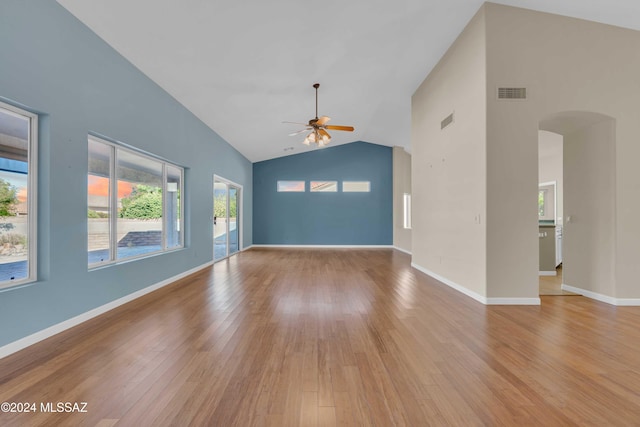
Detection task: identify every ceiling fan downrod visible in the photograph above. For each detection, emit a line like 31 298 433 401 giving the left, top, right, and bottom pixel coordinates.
313 83 320 120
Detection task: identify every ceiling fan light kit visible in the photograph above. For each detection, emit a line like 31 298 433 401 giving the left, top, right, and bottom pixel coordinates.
285 83 354 148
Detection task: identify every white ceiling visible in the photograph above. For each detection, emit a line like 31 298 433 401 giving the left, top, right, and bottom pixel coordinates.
57 0 640 163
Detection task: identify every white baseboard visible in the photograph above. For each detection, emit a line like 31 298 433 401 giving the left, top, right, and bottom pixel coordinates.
411 262 540 306
561 283 640 306
411 262 487 305
485 297 541 305
0 260 214 360
393 246 412 255
250 244 394 249
561 284 614 304
614 299 640 306
539 271 557 276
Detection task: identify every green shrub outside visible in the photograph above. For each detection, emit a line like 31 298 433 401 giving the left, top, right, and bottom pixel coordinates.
119 185 162 219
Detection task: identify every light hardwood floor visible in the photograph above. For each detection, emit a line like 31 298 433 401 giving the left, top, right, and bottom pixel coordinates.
1 248 639 426
539 266 579 296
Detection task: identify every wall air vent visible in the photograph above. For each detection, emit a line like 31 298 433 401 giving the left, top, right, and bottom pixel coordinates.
441 112 454 130
498 87 527 100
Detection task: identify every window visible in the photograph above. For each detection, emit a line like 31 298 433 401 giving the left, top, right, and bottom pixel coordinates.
538 189 546 217
277 181 305 192
87 139 111 263
342 181 371 192
88 136 184 267
310 181 337 192
0 101 37 287
403 193 411 229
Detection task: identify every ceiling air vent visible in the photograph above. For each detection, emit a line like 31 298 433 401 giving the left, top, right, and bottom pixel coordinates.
441 112 454 130
498 87 527 100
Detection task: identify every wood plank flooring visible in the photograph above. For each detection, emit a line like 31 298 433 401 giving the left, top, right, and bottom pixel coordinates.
1 248 640 426
538 265 579 296
539 266 579 296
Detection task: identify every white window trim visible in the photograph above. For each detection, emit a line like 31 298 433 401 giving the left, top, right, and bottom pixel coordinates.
88 135 184 269
276 180 305 192
310 181 338 192
403 193 412 229
342 181 371 192
165 164 184 251
0 100 37 289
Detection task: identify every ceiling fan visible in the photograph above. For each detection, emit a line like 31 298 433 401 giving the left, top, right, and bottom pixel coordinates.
284 83 354 147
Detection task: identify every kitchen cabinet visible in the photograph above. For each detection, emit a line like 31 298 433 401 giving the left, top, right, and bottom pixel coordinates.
539 225 556 274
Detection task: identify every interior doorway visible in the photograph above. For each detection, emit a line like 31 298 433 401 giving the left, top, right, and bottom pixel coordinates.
537 130 567 295
214 176 242 261
538 111 616 298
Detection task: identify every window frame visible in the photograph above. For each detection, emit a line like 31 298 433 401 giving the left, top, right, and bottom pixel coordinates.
277 180 305 192
310 181 338 192
0 100 38 289
403 193 412 229
342 181 371 192
88 135 184 269
538 189 546 217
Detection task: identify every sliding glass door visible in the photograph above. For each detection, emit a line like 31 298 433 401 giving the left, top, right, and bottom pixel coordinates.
214 177 241 261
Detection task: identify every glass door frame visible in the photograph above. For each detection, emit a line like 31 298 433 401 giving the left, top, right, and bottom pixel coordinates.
213 175 242 261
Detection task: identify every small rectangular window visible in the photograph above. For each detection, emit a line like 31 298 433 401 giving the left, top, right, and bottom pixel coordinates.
310 181 337 192
342 181 370 192
277 181 305 192
403 193 412 229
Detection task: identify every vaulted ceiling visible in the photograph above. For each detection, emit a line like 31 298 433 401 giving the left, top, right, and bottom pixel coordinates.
57 0 640 162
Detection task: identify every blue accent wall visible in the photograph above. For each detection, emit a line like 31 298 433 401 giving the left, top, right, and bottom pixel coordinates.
0 1 252 347
253 141 392 245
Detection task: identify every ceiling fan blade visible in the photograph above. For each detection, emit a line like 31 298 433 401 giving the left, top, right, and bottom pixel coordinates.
282 121 309 126
316 116 331 126
289 128 311 136
324 125 354 132
319 129 331 139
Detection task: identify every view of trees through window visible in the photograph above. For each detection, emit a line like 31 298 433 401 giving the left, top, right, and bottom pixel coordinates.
214 193 236 218
119 185 162 219
88 137 183 266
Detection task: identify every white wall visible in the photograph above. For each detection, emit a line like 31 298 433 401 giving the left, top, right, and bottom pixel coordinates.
393 146 412 253
411 7 487 299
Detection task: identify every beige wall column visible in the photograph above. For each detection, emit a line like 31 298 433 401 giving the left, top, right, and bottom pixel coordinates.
485 3 640 303
411 3 640 304
393 146 412 253
562 119 616 297
411 7 488 302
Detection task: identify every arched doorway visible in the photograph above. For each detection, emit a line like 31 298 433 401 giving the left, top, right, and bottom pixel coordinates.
538 111 616 298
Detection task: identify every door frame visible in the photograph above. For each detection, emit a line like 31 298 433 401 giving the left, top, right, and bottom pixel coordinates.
213 174 243 261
